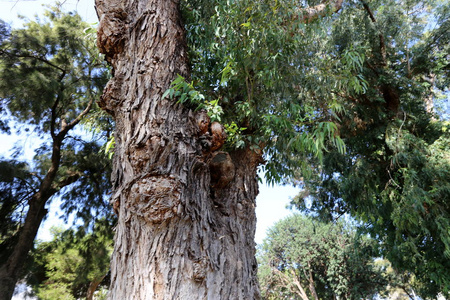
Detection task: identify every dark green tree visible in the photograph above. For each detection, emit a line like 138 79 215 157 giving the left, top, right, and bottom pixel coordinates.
26 219 114 300
0 7 112 299
290 0 450 297
258 214 387 300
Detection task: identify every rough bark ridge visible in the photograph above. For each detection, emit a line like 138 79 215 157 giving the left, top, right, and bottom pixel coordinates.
95 0 261 299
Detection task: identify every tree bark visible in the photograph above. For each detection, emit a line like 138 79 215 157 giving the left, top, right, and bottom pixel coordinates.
95 0 261 299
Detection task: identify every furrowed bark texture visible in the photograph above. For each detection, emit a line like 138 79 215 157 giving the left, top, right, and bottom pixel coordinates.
95 1 261 299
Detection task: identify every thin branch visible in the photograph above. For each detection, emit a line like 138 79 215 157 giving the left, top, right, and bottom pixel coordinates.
0 50 67 73
289 268 310 300
50 93 62 140
361 1 387 66
53 173 81 190
57 94 95 139
295 0 344 23
361 1 376 22
399 285 415 300
272 267 310 300
307 261 319 300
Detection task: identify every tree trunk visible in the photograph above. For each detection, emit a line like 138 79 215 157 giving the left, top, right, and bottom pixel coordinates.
0 195 48 300
0 138 65 299
95 0 261 299
307 262 319 300
87 274 107 300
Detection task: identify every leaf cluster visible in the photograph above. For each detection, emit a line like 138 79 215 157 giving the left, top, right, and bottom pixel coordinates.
0 7 108 133
26 219 114 299
0 160 38 262
181 0 353 183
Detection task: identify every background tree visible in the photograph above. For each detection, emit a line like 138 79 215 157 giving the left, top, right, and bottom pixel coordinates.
258 214 387 300
290 0 450 297
374 259 423 300
26 219 114 300
0 7 112 299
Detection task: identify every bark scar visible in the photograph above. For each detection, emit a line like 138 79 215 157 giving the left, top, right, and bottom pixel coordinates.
128 176 181 224
97 8 128 62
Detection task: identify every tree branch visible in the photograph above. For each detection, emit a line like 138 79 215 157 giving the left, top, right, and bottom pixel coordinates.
271 267 310 300
289 268 310 300
361 1 387 66
57 95 95 139
53 173 81 191
295 0 344 23
307 261 319 300
0 50 66 73
50 93 62 140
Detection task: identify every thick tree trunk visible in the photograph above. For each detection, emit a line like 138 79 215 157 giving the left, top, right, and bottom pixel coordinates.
95 0 261 299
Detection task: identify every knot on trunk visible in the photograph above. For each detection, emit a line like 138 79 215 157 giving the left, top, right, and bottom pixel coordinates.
128 176 181 224
192 258 208 283
98 74 125 115
209 152 235 189
198 119 227 153
195 110 210 135
210 122 226 151
97 9 128 62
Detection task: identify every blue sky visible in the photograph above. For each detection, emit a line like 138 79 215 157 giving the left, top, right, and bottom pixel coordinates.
0 0 299 245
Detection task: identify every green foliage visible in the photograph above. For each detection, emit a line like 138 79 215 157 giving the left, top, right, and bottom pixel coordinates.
0 160 38 262
162 74 206 108
180 0 352 183
224 122 247 149
0 6 114 290
0 7 108 130
0 6 112 214
163 75 248 144
374 259 424 300
258 214 387 299
177 1 449 295
104 135 115 160
55 141 113 225
288 0 450 297
27 220 113 299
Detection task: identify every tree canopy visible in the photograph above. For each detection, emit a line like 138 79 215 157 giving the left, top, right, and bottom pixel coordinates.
0 6 113 298
26 219 113 300
177 0 349 180
287 0 450 297
258 215 388 300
